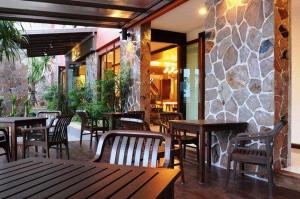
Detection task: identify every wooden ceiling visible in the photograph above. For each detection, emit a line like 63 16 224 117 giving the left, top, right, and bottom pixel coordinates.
21 28 96 57
0 0 174 28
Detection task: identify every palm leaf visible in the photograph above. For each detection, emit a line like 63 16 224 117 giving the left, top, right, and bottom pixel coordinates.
0 20 27 62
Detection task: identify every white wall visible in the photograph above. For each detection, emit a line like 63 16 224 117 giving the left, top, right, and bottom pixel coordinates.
291 0 300 144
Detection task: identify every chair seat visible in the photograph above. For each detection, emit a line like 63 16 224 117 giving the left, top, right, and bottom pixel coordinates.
231 147 269 164
174 135 198 145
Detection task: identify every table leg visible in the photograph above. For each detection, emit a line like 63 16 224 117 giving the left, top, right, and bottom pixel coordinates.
10 125 17 161
207 131 212 168
199 126 205 183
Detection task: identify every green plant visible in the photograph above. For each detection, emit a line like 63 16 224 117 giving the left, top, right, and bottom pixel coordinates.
43 85 58 111
0 96 4 116
9 95 17 117
24 98 32 117
118 67 131 112
96 69 116 111
68 86 90 114
0 21 27 62
28 56 51 105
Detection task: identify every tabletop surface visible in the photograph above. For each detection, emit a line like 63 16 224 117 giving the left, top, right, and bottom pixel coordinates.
0 117 47 123
169 119 248 126
0 158 180 199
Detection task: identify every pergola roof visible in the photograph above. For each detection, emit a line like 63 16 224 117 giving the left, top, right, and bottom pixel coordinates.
0 0 174 28
21 28 97 57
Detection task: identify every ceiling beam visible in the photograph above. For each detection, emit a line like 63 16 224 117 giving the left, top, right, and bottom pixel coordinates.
0 0 130 22
23 0 147 12
0 14 122 28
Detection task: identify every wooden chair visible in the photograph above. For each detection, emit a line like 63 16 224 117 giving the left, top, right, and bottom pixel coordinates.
118 117 150 131
76 110 109 147
37 111 61 131
159 112 199 182
123 111 145 120
21 115 73 159
94 130 172 168
226 115 288 197
0 128 10 162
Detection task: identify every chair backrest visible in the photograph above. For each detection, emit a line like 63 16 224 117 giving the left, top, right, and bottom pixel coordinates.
76 110 89 126
0 128 9 143
123 111 145 120
160 112 183 128
94 130 171 168
49 115 73 143
268 114 288 139
37 111 61 126
119 118 150 131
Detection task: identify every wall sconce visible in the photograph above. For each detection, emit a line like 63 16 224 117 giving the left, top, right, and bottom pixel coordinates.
122 28 131 40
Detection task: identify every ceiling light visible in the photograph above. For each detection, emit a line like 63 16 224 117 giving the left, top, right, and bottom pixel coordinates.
198 7 207 16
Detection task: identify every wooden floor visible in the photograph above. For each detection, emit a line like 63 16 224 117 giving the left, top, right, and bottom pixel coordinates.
1 141 300 199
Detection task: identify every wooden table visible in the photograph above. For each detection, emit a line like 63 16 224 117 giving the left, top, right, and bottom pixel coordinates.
102 112 124 130
0 117 47 161
169 119 248 183
0 158 180 199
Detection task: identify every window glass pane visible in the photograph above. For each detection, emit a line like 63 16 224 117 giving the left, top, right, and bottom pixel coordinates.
115 47 120 65
114 64 120 75
101 54 106 79
185 43 199 120
106 51 114 70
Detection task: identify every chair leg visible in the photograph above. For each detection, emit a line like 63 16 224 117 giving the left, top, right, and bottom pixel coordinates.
23 145 27 159
179 148 185 183
183 144 186 159
5 142 10 162
46 147 50 158
66 143 70 160
233 161 238 181
90 132 93 148
80 129 83 146
266 161 273 198
225 156 231 191
196 142 200 162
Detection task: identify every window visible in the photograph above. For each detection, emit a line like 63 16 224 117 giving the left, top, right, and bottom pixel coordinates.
99 46 120 79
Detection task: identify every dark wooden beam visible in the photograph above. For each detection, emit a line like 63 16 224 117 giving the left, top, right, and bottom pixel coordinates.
0 14 121 28
125 0 187 28
0 0 130 22
23 0 147 12
152 29 186 44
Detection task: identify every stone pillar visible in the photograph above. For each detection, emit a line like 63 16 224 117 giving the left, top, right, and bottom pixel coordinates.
274 0 289 171
120 23 151 123
204 0 275 168
85 52 99 99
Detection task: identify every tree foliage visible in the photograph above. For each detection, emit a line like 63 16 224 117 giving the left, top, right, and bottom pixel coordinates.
0 21 26 62
28 56 51 84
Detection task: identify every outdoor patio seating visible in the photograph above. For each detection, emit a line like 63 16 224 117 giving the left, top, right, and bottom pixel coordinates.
77 110 109 147
94 130 172 168
123 111 145 120
0 128 10 162
226 115 288 197
159 112 199 182
21 115 73 159
118 117 150 131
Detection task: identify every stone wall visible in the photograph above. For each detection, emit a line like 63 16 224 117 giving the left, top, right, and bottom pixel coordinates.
274 0 289 171
120 23 151 122
0 58 28 115
204 0 275 168
86 52 99 98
